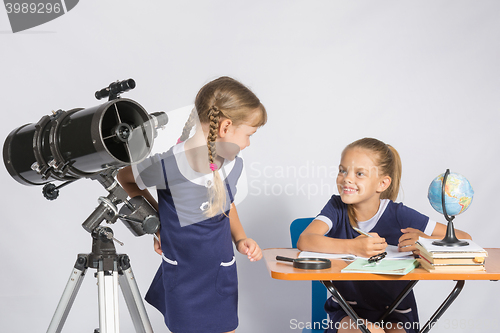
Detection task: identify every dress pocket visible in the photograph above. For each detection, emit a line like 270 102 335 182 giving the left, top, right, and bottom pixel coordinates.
393 307 412 314
161 254 178 291
330 296 357 305
215 256 238 296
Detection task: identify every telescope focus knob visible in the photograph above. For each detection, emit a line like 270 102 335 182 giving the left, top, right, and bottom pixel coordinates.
42 183 59 200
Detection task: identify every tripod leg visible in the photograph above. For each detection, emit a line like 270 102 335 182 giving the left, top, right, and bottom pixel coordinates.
119 264 154 333
97 260 120 333
47 256 88 333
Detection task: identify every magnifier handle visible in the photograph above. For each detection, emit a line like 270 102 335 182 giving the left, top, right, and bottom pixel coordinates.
276 256 295 263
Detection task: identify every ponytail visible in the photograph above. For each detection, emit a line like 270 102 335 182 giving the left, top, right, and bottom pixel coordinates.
347 205 357 229
381 145 402 201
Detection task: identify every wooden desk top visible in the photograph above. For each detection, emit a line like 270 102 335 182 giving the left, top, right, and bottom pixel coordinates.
263 248 500 281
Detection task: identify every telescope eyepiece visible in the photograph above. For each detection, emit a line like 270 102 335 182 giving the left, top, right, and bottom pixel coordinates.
150 112 168 129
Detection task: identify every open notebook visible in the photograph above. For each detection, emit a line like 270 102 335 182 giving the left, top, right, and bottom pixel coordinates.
341 258 418 275
298 245 414 261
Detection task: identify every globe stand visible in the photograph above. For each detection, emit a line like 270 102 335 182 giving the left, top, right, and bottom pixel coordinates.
432 169 469 247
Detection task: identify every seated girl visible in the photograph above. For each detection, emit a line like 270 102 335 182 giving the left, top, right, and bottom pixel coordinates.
297 137 471 333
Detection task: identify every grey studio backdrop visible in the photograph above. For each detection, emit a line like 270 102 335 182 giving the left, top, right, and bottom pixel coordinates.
1 1 499 332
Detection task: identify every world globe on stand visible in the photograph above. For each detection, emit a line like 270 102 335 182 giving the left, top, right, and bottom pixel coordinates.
427 170 474 246
428 172 474 217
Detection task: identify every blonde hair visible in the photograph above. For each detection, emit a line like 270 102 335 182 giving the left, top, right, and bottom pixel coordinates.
343 138 402 227
180 76 267 217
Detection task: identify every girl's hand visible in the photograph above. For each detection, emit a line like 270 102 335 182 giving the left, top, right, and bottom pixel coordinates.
236 238 262 262
153 232 162 255
399 228 425 253
352 233 387 258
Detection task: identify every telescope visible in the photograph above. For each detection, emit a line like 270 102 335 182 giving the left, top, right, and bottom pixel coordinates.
3 79 168 333
4 78 166 186
3 78 167 235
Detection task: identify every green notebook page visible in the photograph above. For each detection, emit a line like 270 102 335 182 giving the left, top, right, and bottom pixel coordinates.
341 259 419 275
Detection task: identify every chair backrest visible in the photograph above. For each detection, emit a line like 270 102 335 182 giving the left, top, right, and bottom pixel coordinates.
290 218 315 248
290 218 328 331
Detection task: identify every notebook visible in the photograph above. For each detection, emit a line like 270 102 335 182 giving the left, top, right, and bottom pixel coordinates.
341 258 419 275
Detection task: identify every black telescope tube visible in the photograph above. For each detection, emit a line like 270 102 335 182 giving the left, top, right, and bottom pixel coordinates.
3 98 157 186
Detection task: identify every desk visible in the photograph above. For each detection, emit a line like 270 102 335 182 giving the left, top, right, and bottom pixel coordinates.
263 248 500 333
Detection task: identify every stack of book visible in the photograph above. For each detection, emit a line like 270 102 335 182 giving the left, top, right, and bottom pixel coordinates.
416 238 488 272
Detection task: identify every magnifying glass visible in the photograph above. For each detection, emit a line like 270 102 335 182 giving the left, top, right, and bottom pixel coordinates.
276 256 332 270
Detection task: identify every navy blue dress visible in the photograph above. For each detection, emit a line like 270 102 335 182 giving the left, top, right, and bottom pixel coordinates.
317 195 431 333
133 143 243 333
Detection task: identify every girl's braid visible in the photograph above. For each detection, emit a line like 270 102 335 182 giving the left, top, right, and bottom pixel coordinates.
207 105 220 165
179 108 197 142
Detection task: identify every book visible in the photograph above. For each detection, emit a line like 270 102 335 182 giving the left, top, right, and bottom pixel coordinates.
419 255 485 265
416 238 487 272
299 245 414 261
341 258 419 275
415 238 488 259
418 258 485 273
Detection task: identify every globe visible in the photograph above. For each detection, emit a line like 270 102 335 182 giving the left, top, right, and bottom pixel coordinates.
428 172 474 216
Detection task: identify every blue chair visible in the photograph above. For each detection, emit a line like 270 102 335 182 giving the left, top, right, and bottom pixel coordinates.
290 218 329 333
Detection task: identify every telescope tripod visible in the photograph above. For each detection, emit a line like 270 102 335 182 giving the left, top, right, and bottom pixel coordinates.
47 227 153 333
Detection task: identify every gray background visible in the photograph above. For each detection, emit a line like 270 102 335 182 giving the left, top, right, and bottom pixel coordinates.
1 1 499 332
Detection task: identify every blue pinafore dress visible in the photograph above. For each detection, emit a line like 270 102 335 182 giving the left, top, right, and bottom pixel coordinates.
133 143 243 333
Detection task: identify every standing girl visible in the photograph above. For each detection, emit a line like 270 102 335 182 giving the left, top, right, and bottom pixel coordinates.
118 76 267 333
297 138 470 333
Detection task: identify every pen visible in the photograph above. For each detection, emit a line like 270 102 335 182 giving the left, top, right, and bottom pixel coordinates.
353 227 374 238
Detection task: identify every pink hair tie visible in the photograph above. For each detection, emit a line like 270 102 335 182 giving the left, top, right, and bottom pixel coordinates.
176 138 183 144
210 163 218 171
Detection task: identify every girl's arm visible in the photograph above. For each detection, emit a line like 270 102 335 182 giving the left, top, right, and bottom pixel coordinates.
117 166 162 255
297 220 387 258
228 203 262 262
430 222 472 239
399 222 472 252
117 166 158 210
